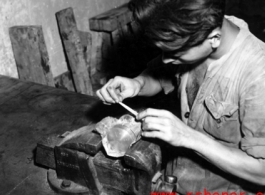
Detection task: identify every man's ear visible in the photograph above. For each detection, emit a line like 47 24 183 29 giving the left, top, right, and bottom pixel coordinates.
208 29 221 49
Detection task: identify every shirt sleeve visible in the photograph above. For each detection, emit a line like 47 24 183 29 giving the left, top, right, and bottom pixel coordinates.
240 60 265 159
241 137 265 158
147 55 176 94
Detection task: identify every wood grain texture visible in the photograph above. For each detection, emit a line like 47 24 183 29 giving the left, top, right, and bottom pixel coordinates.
9 26 55 87
56 7 93 95
0 76 163 195
0 75 100 195
89 3 132 32
93 32 112 72
54 70 76 92
89 3 158 83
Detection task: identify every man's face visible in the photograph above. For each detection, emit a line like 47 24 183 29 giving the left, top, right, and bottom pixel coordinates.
161 37 213 65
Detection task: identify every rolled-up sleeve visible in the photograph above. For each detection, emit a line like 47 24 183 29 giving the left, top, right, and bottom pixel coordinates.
241 137 265 158
240 61 265 159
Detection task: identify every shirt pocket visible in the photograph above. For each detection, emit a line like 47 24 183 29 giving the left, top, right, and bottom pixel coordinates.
203 94 241 143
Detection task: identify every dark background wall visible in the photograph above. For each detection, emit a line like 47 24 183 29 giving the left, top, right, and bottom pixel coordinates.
226 0 265 42
0 0 264 79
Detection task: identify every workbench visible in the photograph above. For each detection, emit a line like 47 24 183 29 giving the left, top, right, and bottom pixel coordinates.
0 75 169 195
0 75 141 195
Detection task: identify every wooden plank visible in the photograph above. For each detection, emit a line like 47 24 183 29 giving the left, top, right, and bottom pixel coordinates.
0 76 101 195
112 24 131 45
9 26 55 87
53 31 91 92
54 71 76 92
78 30 92 72
90 32 112 91
101 32 112 60
90 32 112 74
56 7 93 95
89 3 132 32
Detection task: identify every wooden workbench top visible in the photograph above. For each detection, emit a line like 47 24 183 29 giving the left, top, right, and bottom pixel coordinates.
0 76 131 195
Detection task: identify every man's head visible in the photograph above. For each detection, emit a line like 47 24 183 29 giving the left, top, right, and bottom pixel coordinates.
129 0 226 54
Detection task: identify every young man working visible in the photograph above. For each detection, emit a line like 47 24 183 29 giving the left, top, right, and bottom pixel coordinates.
97 0 265 194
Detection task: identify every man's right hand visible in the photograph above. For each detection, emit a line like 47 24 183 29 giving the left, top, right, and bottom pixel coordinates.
96 76 142 104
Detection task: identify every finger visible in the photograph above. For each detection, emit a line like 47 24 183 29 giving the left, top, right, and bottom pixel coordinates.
106 79 121 103
142 122 166 132
96 90 105 102
116 89 124 102
141 130 165 139
110 77 129 102
144 116 170 127
137 108 172 120
99 88 115 103
103 101 112 105
97 90 112 105
99 79 116 103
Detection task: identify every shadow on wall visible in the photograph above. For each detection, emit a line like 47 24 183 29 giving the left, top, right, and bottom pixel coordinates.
104 26 160 79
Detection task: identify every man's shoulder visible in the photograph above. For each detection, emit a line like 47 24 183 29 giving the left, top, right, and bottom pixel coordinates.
226 15 265 52
240 34 265 60
225 15 249 30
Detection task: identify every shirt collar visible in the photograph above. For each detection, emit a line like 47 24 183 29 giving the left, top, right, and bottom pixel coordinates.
207 16 251 78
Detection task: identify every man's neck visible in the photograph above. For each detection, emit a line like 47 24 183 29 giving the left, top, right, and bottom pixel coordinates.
210 18 240 60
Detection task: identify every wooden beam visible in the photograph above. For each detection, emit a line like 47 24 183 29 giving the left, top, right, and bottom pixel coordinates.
9 26 55 87
54 71 76 92
56 7 93 95
89 3 132 32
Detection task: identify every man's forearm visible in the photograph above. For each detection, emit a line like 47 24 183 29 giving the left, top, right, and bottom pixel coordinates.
186 127 265 185
133 68 163 96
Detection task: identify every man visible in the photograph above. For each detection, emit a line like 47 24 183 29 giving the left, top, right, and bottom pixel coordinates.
96 0 265 194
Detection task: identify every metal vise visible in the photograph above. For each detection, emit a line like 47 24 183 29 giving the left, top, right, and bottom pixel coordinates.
35 124 163 195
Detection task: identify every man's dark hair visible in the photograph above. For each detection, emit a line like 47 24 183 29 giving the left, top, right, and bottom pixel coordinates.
129 0 226 52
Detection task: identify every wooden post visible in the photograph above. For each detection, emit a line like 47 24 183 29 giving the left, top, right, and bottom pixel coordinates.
89 3 132 32
54 71 76 92
9 26 55 87
89 3 134 89
56 7 93 95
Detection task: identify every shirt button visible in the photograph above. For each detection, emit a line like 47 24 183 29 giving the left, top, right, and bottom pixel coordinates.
216 119 222 123
184 112 190 118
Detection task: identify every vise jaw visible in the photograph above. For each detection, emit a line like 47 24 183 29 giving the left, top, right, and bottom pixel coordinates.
35 124 162 195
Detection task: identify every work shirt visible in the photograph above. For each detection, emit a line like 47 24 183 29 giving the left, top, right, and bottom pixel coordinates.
148 16 265 194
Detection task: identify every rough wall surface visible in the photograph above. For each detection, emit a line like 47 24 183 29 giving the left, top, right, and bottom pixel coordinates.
0 0 129 78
